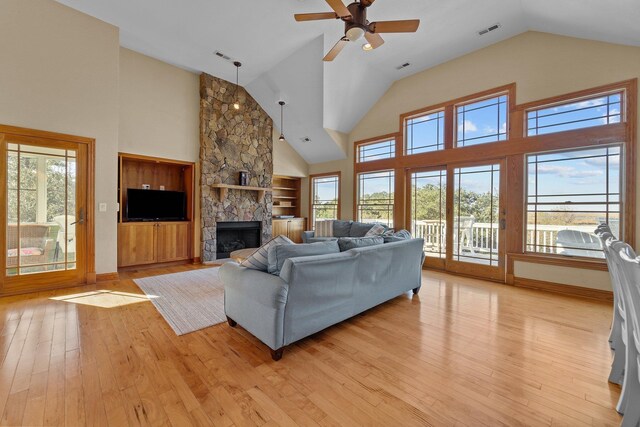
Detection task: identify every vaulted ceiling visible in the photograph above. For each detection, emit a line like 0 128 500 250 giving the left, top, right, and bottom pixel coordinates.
56 0 640 163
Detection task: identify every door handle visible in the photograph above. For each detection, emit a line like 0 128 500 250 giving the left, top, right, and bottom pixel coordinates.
499 218 506 230
70 209 85 226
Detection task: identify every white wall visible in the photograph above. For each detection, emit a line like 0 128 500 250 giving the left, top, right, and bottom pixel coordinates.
309 31 640 291
0 0 120 274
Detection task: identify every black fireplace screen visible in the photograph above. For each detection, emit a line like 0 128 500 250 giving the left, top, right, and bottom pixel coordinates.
216 221 261 259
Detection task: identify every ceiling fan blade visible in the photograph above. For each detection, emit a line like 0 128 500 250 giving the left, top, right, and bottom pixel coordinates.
370 19 420 33
361 0 376 6
325 0 352 18
364 31 384 49
323 38 349 61
294 12 338 21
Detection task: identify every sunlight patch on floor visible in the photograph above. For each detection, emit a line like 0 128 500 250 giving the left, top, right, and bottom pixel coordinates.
50 290 158 308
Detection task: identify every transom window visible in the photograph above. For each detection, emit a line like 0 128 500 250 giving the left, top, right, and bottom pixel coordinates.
357 139 395 163
357 170 394 227
526 145 622 258
455 94 508 147
310 174 340 228
527 92 623 136
405 110 445 155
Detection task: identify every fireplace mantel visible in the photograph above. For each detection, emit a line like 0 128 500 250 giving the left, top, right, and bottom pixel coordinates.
210 184 272 202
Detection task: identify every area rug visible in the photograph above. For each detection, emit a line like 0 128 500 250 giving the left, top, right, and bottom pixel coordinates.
133 267 226 335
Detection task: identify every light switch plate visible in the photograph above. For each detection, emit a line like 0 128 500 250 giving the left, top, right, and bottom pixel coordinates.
99 203 107 212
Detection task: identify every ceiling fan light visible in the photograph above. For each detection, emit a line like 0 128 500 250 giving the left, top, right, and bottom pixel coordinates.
362 43 373 51
346 26 365 41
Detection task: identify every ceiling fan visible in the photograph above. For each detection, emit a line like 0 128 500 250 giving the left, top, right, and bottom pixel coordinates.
294 0 420 61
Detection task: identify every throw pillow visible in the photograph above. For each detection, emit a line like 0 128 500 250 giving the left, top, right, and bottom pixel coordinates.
240 235 293 271
267 240 340 275
337 236 384 252
393 229 412 240
332 220 353 237
364 223 387 237
349 222 375 237
314 220 334 237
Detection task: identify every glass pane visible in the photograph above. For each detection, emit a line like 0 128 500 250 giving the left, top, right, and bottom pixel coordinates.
527 93 623 136
453 164 500 266
456 95 508 147
410 170 446 258
5 143 77 276
311 175 339 228
406 111 445 155
358 140 395 162
357 171 394 227
526 146 621 258
66 155 77 269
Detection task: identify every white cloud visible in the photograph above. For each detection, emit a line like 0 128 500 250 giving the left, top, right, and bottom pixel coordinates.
458 120 477 133
536 164 604 178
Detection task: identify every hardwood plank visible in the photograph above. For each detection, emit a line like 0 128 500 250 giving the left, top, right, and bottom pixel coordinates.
0 265 623 426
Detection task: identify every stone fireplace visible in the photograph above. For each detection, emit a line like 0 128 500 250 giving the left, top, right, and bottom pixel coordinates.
199 73 273 261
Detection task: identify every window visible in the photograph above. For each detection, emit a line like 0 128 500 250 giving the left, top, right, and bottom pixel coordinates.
357 170 394 227
357 139 395 163
405 110 445 155
527 92 623 136
310 174 340 228
456 94 508 147
526 146 622 258
410 169 446 258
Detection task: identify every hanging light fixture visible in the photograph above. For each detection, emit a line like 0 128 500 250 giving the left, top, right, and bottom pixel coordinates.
233 61 241 110
278 101 286 142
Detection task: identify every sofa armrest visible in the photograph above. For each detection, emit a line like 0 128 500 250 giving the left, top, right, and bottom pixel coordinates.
301 230 315 243
219 262 289 350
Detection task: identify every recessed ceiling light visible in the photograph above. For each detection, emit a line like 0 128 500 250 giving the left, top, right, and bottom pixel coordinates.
362 43 373 51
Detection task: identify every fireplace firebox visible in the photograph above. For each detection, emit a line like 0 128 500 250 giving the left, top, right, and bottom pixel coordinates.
216 221 261 259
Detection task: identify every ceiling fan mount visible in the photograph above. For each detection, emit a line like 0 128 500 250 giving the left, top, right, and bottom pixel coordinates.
294 0 420 61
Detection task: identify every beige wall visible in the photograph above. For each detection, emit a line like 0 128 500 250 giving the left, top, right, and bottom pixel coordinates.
308 31 640 291
119 48 200 162
0 0 120 274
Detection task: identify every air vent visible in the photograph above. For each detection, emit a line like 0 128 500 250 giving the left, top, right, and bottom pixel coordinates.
300 137 312 143
396 62 410 71
214 51 232 61
478 23 501 36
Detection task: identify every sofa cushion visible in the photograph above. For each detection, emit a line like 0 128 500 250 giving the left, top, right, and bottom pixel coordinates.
314 220 334 237
337 236 384 252
349 222 375 237
364 223 387 237
306 237 339 244
240 235 293 271
383 229 412 243
332 220 353 237
267 240 340 275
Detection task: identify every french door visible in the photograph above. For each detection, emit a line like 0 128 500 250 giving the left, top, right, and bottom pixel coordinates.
1 133 89 293
407 159 506 281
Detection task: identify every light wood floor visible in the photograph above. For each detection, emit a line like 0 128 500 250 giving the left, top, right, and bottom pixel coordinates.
0 265 622 426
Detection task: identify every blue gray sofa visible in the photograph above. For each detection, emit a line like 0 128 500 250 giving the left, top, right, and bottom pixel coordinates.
301 219 387 243
219 237 424 360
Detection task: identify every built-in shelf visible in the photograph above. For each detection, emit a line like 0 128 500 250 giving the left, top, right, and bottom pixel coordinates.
273 186 297 191
272 175 302 219
273 195 297 199
211 183 272 202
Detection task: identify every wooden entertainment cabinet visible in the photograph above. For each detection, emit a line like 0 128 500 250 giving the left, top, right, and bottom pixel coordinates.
272 175 306 243
117 153 195 268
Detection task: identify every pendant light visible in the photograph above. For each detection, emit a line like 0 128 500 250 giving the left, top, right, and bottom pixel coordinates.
233 61 241 110
278 101 286 142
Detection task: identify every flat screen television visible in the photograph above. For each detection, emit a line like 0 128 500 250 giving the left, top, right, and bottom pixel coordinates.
126 189 187 221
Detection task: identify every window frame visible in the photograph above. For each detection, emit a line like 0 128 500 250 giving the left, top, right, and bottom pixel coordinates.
355 137 396 163
356 169 395 228
351 79 635 277
404 108 446 156
309 171 341 228
454 92 510 148
524 144 624 259
525 89 626 137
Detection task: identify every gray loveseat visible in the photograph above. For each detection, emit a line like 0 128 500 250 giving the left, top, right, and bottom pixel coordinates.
301 219 387 243
219 238 424 360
